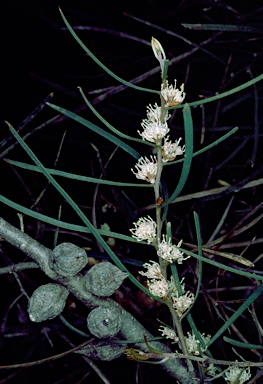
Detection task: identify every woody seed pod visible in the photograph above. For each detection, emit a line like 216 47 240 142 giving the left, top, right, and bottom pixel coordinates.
84 261 128 296
50 242 88 277
87 306 122 338
75 338 127 361
28 283 69 322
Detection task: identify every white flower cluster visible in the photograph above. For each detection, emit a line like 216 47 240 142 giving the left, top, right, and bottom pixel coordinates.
130 216 157 244
162 136 185 162
139 260 168 298
131 100 185 184
204 364 218 378
138 103 170 143
224 366 251 384
131 155 158 184
184 331 211 356
168 278 194 316
157 236 189 264
139 261 194 310
171 291 194 316
161 80 186 107
159 325 179 343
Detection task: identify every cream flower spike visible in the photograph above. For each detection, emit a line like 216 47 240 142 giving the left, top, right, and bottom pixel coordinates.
161 80 186 107
224 366 251 384
162 136 185 162
131 155 158 184
138 103 170 143
130 216 157 244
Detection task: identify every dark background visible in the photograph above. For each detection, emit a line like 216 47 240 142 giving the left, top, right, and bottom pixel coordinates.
1 1 263 383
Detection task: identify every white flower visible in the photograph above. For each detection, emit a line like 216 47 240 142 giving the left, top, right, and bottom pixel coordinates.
148 278 168 297
162 136 185 162
130 216 157 244
159 325 179 343
138 103 170 143
171 291 194 316
139 260 163 280
145 103 170 123
131 156 158 184
139 260 168 298
139 120 169 143
184 332 211 356
161 80 185 107
157 236 188 264
224 366 251 384
205 364 218 378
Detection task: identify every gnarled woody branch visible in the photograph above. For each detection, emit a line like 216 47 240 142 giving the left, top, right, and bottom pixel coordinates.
0 216 195 383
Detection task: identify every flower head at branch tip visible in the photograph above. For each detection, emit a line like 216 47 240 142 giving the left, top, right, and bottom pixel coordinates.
205 364 218 378
139 260 168 298
161 80 186 107
184 331 211 356
130 216 157 244
131 155 158 184
159 325 179 343
151 37 166 62
138 104 170 143
139 260 162 280
157 236 189 264
145 103 170 123
171 290 194 316
147 278 168 297
162 136 185 162
224 366 251 384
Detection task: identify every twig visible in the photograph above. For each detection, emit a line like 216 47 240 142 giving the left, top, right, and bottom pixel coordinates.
0 216 194 383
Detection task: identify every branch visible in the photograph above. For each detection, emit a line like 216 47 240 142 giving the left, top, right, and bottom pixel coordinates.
0 216 195 383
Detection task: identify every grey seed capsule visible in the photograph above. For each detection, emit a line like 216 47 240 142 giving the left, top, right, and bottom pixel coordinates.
75 339 127 361
50 242 88 277
28 283 69 322
84 261 128 296
87 306 122 338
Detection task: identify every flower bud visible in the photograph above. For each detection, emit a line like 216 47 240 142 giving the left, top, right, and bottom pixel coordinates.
50 242 88 277
28 283 68 322
151 37 166 61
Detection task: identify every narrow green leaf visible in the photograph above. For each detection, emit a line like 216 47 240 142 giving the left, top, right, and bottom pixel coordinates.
181 247 263 282
59 315 90 337
250 74 259 166
192 212 203 304
53 205 62 248
223 336 263 350
47 102 141 159
165 127 238 166
2 189 263 283
7 122 165 303
59 8 159 94
186 314 214 359
164 103 193 206
183 216 215 359
0 194 145 244
182 23 263 34
168 74 263 109
5 159 151 188
208 284 263 347
78 87 153 146
0 115 58 160
171 264 184 296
